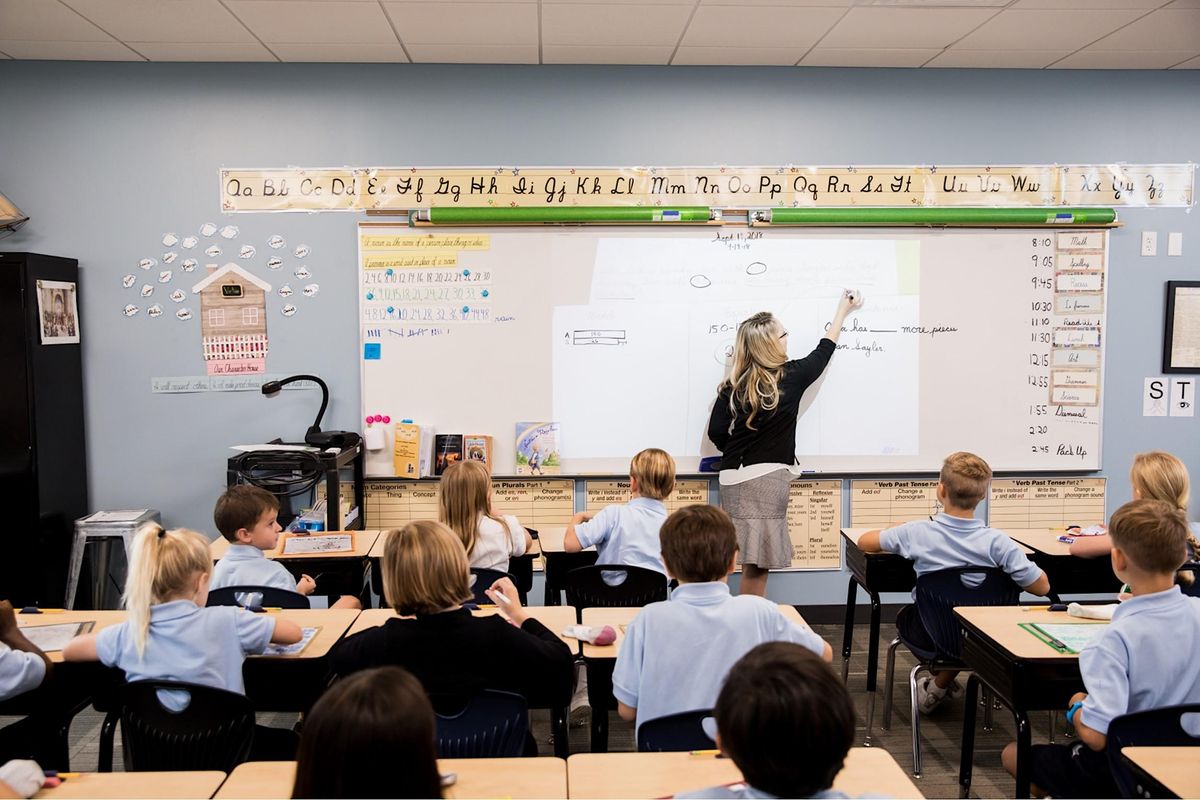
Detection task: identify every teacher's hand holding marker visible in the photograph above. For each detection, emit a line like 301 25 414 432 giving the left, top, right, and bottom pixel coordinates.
706 288 864 597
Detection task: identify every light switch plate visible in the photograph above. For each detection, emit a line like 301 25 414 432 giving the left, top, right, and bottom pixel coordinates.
1168 232 1182 257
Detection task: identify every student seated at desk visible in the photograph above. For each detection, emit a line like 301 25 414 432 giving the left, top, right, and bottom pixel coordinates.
0 602 55 767
858 452 1050 714
293 666 442 799
613 505 831 733
330 521 572 711
62 525 303 760
564 448 674 580
210 485 361 610
1069 451 1200 593
1006 499 1200 798
677 642 855 799
439 461 531 572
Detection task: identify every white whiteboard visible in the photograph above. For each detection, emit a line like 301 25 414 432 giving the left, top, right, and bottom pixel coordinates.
359 225 1106 474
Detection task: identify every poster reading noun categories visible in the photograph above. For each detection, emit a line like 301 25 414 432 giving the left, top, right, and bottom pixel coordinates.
786 480 843 571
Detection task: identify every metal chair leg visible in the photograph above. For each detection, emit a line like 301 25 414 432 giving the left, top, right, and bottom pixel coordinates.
1048 710 1056 742
882 638 901 731
909 664 925 778
983 685 995 732
97 710 119 772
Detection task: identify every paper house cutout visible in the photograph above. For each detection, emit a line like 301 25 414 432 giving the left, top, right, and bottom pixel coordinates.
192 263 271 376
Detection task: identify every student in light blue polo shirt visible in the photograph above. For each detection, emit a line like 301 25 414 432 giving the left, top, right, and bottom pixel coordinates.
1007 499 1200 798
210 485 361 610
612 505 831 733
0 601 56 767
565 448 675 580
858 452 1050 714
64 525 303 758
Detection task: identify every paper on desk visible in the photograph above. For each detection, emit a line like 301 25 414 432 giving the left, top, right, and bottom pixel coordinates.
20 622 89 652
263 626 319 656
1030 622 1107 653
84 510 151 523
282 534 353 555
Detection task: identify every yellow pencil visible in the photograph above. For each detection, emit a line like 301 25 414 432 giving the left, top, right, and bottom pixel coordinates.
689 749 720 757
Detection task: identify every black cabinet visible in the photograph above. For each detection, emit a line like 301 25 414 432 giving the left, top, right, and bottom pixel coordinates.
0 253 87 605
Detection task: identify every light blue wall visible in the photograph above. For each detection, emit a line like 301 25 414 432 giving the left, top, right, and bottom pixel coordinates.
1 62 1197 604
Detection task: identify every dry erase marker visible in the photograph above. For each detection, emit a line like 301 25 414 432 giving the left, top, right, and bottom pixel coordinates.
491 591 512 606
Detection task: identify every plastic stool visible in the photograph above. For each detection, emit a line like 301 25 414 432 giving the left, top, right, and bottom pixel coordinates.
68 510 160 609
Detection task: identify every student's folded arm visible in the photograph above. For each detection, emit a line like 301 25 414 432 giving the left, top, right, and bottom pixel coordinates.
617 701 637 723
563 526 584 553
1023 571 1051 598
1073 710 1107 751
61 633 99 662
1068 534 1112 559
856 530 884 553
516 618 574 660
270 617 303 644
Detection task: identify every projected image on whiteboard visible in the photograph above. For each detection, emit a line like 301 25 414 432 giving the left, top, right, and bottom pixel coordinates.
552 238 920 459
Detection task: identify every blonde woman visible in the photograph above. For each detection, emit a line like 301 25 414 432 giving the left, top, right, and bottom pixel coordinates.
1071 451 1200 589
707 291 862 596
439 460 531 571
330 520 573 710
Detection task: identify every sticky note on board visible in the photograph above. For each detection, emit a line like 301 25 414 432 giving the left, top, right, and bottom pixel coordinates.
364 343 381 360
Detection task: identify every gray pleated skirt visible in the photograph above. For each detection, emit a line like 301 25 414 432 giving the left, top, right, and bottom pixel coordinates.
719 469 793 570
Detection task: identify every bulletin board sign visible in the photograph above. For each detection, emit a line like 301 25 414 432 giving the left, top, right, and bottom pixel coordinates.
1163 281 1200 373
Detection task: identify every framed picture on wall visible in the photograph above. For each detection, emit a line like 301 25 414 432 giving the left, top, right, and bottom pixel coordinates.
36 279 80 345
1163 280 1200 373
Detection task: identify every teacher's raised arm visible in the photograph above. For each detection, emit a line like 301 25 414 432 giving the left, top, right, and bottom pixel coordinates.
706 290 864 597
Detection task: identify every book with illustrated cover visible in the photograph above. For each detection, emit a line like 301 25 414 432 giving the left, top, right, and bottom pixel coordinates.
464 435 493 471
434 434 464 476
515 422 560 475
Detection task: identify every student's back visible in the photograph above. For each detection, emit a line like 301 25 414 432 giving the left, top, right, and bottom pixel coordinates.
439 461 529 572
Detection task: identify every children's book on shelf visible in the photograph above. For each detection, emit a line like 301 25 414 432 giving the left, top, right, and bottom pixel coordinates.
434 434 464 476
464 435 493 471
394 420 434 478
515 422 560 475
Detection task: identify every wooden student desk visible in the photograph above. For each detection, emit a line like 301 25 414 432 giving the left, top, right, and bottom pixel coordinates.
566 747 924 799
1004 528 1123 595
34 771 226 799
577 604 809 754
955 605 1108 799
214 757 568 799
536 525 598 605
16 611 129 663
1121 746 1200 799
210 530 381 561
210 530 380 601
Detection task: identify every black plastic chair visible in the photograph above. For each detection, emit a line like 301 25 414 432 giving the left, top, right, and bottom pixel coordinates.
107 680 256 772
468 567 518 606
637 709 714 752
434 690 530 758
880 567 1020 777
1109 704 1200 798
1179 564 1200 598
562 564 669 622
206 585 309 609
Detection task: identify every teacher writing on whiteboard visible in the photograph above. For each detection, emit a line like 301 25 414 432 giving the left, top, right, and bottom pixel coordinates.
707 289 864 597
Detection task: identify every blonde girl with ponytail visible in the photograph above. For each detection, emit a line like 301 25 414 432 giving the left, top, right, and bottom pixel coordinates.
63 524 301 708
439 460 532 571
707 290 863 596
1071 451 1200 589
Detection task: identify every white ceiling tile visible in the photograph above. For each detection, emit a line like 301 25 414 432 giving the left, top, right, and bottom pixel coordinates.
224 0 398 44
672 45 806 65
1012 0 1169 8
954 9 1143 50
683 6 845 49
1087 8 1200 49
926 48 1072 68
406 42 536 62
60 0 255 44
542 3 693 46
382 2 537 44
820 7 999 49
132 41 276 60
800 47 940 67
271 42 408 61
543 44 673 63
0 39 140 58
1050 48 1197 67
0 0 113 41
1171 53 1200 66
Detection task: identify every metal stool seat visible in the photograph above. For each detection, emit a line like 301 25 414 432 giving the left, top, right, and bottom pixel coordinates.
67 510 159 609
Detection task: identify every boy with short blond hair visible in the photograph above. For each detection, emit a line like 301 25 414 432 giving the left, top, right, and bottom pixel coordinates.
564 448 676 577
858 451 1050 713
612 505 832 733
1007 499 1200 798
211 485 360 609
